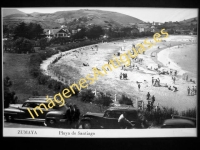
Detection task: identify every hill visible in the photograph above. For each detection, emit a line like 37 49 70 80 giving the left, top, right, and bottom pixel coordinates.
179 17 198 23
30 12 41 16
3 9 144 29
2 8 26 17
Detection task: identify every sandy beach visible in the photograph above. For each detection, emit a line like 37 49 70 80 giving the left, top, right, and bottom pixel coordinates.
41 35 197 112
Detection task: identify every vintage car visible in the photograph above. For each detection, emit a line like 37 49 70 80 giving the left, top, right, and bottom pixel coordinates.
4 97 67 126
161 115 196 128
80 106 149 129
161 118 195 128
44 108 68 127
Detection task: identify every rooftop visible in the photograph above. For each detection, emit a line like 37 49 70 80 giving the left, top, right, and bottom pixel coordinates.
163 119 195 126
44 28 68 35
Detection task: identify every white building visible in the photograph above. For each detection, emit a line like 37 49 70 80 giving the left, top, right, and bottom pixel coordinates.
44 28 70 38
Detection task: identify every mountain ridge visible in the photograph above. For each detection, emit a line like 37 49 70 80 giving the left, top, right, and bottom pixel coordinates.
3 9 144 29
3 8 26 17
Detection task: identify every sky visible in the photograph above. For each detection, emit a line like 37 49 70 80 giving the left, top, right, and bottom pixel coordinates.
17 7 198 23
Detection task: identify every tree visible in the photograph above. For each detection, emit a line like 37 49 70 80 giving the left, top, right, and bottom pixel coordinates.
3 25 10 38
27 23 36 39
34 24 45 39
121 27 132 37
95 92 113 106
39 38 48 50
14 22 45 40
86 25 104 40
107 28 113 38
27 23 45 40
37 74 50 85
72 28 87 40
14 37 34 53
13 22 28 39
119 94 133 105
3 39 14 52
4 76 18 108
80 89 95 102
30 67 41 78
194 27 197 32
32 91 40 96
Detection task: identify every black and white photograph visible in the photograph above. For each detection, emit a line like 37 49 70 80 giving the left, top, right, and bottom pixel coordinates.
2 7 197 137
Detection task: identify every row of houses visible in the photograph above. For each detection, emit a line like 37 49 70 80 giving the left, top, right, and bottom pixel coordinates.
175 29 197 35
44 26 83 38
44 28 70 38
43 20 197 39
129 22 163 33
43 21 164 39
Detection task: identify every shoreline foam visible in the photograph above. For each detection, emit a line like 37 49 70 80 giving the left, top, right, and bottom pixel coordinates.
157 43 197 77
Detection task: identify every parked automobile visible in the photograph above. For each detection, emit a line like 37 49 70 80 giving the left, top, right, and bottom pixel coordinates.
80 106 149 129
44 109 68 127
161 118 195 128
4 97 67 126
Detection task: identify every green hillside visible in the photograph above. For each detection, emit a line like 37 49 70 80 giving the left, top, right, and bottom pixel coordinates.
3 9 144 29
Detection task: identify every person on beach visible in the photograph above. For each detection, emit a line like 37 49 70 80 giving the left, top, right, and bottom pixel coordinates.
147 92 150 100
157 78 160 86
155 103 160 112
152 77 154 86
194 86 197 95
152 95 155 104
174 70 177 76
72 104 80 129
65 104 75 128
147 102 151 111
173 86 178 92
170 69 172 75
187 86 190 96
192 86 195 96
120 72 122 80
190 87 193 96
151 102 154 110
123 73 127 80
172 76 176 84
154 79 158 86
138 83 141 92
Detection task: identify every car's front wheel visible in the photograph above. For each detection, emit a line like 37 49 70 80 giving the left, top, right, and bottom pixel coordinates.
46 119 56 127
5 115 14 122
82 121 92 129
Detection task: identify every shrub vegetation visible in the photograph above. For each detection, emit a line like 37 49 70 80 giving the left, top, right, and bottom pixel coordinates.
119 94 133 105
